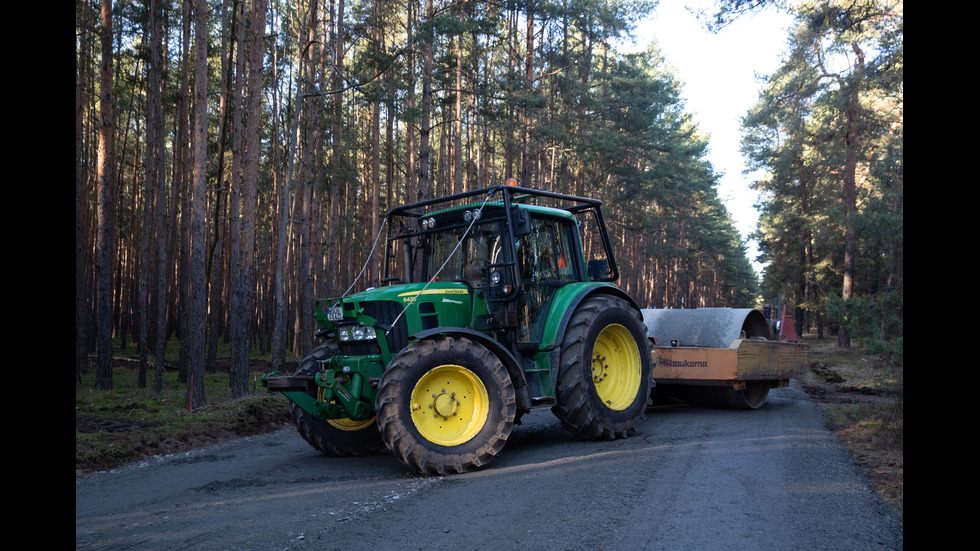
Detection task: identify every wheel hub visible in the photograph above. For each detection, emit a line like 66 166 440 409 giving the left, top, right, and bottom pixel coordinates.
592 354 608 383
432 391 459 418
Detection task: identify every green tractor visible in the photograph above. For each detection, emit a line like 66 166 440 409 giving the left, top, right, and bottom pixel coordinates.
264 184 653 474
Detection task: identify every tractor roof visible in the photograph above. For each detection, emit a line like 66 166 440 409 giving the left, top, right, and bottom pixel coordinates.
386 185 603 221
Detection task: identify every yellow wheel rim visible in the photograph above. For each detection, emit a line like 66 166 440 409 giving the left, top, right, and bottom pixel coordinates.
591 324 642 411
410 364 490 446
327 417 376 431
317 387 376 431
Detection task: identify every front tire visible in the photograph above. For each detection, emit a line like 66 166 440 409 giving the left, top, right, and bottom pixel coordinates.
376 336 516 475
552 295 652 440
290 343 385 456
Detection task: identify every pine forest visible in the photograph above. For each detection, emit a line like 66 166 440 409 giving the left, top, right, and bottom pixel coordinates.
75 0 903 401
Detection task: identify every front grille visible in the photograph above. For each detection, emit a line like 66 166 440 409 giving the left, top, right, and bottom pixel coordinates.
338 341 380 356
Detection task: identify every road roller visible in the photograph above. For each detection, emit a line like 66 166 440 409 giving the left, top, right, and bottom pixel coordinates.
641 307 809 409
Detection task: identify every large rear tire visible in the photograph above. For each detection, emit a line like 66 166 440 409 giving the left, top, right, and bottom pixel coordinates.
552 295 652 440
376 336 516 475
291 343 385 456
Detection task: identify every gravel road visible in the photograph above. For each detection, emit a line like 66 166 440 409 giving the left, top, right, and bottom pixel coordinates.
75 381 903 550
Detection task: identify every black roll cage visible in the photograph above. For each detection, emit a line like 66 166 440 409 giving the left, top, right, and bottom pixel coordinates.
381 185 620 290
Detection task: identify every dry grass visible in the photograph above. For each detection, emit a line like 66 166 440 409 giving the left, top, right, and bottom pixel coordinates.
800 338 903 516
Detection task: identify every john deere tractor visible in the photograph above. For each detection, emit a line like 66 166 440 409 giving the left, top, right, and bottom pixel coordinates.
264 184 653 474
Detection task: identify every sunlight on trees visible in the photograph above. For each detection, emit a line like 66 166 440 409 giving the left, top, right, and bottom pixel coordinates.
75 0 901 395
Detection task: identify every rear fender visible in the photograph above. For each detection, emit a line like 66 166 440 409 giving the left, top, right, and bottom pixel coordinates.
540 283 642 348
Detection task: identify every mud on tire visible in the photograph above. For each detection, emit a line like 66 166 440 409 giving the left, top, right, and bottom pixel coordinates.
552 295 652 440
290 342 385 456
376 336 516 475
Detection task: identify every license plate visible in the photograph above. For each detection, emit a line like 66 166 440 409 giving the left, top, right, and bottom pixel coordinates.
326 307 344 321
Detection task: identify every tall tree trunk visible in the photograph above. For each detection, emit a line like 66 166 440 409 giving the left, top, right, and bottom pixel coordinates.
453 16 463 194
405 0 416 204
296 1 318 358
176 0 193 384
154 37 171 395
207 0 236 374
521 3 534 187
140 0 165 388
838 42 865 350
95 0 116 391
163 0 191 390
230 0 267 396
186 0 209 407
369 0 382 286
270 0 292 372
228 0 245 382
418 0 433 201
330 0 346 290
796 154 812 337
76 6 89 385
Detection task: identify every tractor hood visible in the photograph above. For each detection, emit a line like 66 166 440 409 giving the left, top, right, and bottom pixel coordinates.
315 282 479 355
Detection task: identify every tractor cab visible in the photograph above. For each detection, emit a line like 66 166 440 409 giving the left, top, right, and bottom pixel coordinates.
379 185 619 347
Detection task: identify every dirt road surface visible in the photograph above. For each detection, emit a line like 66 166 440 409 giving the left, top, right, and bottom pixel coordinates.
75 381 903 550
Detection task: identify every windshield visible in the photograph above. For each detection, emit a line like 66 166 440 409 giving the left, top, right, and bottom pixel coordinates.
424 223 503 285
385 213 505 287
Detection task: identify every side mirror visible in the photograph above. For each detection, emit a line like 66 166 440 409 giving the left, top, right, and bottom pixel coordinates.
587 259 609 280
510 208 532 237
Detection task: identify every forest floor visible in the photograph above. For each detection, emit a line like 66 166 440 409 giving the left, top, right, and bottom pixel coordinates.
76 337 902 515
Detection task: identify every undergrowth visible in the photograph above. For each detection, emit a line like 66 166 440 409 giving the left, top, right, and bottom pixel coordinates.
76 357 292 473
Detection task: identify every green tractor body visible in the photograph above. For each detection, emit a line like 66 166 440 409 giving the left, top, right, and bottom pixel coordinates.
264 185 653 474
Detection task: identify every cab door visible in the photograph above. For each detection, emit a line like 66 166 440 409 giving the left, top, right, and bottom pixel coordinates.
516 215 578 343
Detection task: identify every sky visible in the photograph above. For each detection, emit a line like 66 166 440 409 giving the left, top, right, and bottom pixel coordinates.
622 1 794 272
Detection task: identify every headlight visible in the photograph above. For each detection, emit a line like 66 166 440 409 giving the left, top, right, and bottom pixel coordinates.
338 324 377 342
354 325 376 340
490 270 502 285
